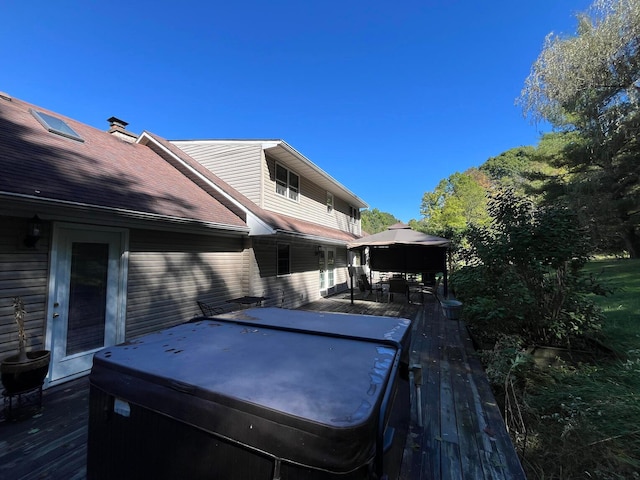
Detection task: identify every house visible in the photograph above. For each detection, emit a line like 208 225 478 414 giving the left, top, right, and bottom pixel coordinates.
170 139 368 302
0 93 367 388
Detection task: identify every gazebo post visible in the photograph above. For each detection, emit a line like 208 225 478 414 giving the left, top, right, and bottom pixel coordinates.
347 265 355 305
350 270 354 305
443 270 449 297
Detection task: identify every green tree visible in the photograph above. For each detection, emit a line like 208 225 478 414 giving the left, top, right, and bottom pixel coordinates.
418 169 491 273
480 146 536 192
420 169 491 237
519 0 640 256
361 208 399 234
480 145 560 200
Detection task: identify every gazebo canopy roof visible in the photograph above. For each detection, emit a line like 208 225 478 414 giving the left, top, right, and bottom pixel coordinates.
348 223 450 249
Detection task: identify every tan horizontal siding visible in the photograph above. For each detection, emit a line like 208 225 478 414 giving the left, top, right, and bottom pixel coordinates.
125 229 246 339
175 142 263 204
248 238 349 309
177 142 362 236
262 156 361 235
0 216 50 359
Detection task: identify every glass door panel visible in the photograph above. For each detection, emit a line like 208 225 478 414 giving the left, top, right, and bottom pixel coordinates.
327 250 335 287
319 249 326 290
66 243 109 355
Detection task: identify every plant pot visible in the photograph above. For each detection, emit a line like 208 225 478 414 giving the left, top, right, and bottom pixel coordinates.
1 350 50 395
441 299 463 320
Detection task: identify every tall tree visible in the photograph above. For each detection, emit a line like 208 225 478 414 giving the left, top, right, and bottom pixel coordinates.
419 169 491 272
519 0 640 256
361 208 399 234
480 145 559 199
420 169 491 237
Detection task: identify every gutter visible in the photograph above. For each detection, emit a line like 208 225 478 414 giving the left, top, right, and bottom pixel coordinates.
270 141 369 209
270 228 357 246
0 192 250 234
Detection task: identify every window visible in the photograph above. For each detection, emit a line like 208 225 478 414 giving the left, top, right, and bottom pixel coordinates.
275 164 299 201
277 243 290 276
31 109 84 142
349 206 360 223
327 192 334 213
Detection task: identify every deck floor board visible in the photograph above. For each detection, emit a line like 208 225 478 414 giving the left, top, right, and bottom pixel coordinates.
0 292 525 479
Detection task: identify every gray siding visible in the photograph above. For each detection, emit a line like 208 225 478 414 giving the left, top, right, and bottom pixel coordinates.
125 229 248 339
175 142 263 205
0 216 49 359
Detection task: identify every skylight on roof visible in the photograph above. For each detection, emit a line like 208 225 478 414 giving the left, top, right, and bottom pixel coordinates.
30 109 84 142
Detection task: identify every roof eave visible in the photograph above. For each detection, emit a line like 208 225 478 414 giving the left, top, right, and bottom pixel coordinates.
0 191 250 235
270 228 356 246
138 132 276 235
266 141 368 209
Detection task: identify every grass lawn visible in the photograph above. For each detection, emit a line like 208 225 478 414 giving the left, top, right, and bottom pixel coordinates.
522 258 640 479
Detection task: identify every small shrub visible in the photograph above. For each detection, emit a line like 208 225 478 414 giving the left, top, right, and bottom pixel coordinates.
479 334 533 390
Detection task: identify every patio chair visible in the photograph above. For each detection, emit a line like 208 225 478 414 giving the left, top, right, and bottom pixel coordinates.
388 278 409 303
359 274 383 301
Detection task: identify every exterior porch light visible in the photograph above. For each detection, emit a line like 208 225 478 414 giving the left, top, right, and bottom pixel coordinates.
24 215 42 247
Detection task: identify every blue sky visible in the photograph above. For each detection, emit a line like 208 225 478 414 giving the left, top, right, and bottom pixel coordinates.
2 0 592 222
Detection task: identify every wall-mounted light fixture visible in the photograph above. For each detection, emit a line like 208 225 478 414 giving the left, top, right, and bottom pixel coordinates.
24 215 42 247
315 245 323 256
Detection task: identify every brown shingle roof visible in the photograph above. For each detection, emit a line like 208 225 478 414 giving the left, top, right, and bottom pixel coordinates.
262 210 361 243
0 96 247 230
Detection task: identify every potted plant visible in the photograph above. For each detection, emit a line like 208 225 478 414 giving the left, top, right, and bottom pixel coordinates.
0 297 50 395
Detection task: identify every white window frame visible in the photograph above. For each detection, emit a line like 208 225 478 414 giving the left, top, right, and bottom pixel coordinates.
327 192 334 214
349 205 360 224
275 163 299 202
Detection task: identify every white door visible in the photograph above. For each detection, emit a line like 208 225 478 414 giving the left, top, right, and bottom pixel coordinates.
318 247 336 294
319 249 326 291
46 224 128 385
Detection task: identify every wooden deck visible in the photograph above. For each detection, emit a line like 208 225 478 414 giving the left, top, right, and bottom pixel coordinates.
0 293 525 480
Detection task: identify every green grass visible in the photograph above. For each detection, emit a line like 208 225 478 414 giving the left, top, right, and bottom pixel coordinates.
521 258 640 480
584 258 640 355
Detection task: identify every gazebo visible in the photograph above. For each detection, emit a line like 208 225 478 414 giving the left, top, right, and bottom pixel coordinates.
347 223 451 297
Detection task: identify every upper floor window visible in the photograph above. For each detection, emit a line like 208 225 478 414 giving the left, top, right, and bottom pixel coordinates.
327 192 334 214
275 164 299 202
349 206 360 224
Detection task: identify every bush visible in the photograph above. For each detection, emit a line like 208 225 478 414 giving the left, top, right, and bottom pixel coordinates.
453 190 605 348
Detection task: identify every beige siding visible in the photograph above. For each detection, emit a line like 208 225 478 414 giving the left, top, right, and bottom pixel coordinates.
263 156 361 235
0 216 49 359
332 195 362 236
175 142 263 204
0 214 350 361
248 237 349 309
1 216 251 358
125 229 248 339
175 141 362 236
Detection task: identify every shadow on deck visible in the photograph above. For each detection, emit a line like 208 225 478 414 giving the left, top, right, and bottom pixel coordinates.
0 292 525 480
